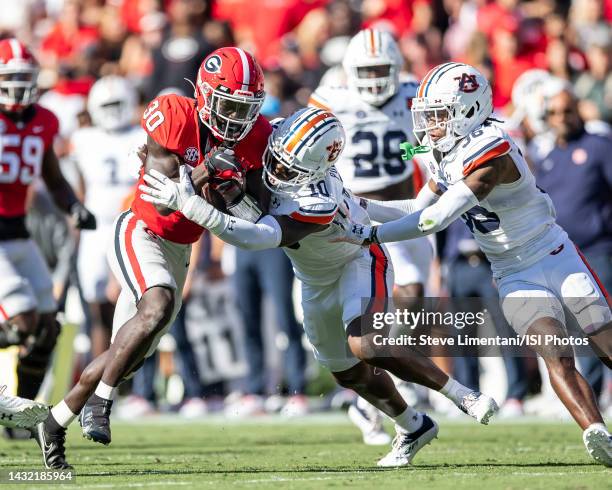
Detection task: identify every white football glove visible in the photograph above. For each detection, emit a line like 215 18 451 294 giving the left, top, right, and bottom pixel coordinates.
139 166 195 211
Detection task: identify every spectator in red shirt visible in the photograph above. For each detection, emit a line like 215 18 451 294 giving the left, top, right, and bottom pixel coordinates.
212 0 325 67
40 0 99 67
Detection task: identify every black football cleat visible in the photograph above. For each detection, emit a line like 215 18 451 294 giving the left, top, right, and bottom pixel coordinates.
30 420 73 469
79 395 113 445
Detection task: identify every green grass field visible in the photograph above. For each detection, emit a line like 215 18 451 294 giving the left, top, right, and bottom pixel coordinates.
0 416 609 489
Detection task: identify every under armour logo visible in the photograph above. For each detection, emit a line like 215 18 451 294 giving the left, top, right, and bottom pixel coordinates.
352 224 364 235
271 197 280 209
0 413 13 420
228 218 236 231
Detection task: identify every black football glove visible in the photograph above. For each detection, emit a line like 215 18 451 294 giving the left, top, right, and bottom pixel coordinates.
205 147 246 208
71 202 97 230
205 147 263 222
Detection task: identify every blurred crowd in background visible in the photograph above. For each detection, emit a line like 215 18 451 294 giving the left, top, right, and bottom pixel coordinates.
0 0 610 421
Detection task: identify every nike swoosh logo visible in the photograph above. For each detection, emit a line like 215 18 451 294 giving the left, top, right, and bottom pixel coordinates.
32 126 44 133
38 428 53 453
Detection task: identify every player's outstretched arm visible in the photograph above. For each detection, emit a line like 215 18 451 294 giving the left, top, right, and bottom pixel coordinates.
42 147 96 229
139 168 325 249
362 179 441 223
143 135 182 215
334 157 509 245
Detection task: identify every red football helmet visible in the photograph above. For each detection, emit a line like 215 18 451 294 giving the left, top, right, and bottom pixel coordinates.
0 39 39 112
195 47 265 142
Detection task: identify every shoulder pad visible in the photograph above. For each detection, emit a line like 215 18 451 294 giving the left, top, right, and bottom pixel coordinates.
141 94 195 151
308 86 345 112
33 104 59 148
290 190 338 225
460 125 511 176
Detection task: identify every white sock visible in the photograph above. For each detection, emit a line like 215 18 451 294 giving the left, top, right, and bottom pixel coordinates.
439 377 473 406
392 406 422 433
50 400 77 428
95 381 117 400
585 423 609 434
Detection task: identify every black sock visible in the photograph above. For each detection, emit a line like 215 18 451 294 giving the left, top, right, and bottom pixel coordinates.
45 412 64 433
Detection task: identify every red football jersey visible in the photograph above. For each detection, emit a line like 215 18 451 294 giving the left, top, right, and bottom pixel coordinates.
0 105 59 217
133 94 270 244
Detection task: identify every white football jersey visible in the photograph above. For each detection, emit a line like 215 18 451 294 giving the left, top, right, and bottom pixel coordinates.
70 125 144 226
425 122 567 278
309 81 419 194
268 166 371 286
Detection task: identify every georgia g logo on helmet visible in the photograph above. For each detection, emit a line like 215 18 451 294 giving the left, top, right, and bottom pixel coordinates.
455 73 480 93
204 55 222 74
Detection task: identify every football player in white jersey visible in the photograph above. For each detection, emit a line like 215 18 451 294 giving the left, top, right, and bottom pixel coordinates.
71 76 144 356
140 107 499 467
309 29 434 443
333 62 612 466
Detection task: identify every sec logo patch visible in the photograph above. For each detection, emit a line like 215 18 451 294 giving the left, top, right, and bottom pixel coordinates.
204 55 222 73
572 148 587 165
184 147 199 163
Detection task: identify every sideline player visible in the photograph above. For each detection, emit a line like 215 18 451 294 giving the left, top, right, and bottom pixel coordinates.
332 63 612 466
140 107 499 467
0 39 95 414
309 28 433 445
71 75 144 357
21 47 271 469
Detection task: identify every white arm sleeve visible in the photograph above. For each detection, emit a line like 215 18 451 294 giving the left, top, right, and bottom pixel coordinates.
182 195 282 250
375 180 478 243
365 183 440 223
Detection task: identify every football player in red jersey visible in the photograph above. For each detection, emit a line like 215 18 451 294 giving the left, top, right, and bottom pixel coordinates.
23 47 271 469
0 38 95 434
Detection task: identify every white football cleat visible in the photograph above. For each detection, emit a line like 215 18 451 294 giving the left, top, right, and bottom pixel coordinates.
459 391 499 424
377 414 438 467
0 385 49 429
348 398 391 446
583 425 612 467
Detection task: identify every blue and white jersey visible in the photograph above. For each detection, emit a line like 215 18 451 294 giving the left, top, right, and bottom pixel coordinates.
423 121 566 278
268 167 371 286
71 125 144 226
309 81 418 194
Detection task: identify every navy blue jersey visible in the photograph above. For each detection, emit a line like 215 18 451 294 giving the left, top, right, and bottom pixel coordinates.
534 130 612 255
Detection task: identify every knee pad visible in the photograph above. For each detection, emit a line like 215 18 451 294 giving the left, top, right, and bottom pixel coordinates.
561 273 612 335
501 292 564 337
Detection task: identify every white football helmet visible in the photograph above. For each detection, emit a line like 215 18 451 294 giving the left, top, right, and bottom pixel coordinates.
87 76 138 131
342 29 402 106
262 107 345 196
412 62 493 152
509 69 553 134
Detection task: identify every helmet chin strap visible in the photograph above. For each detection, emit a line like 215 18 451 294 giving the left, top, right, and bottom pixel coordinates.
184 77 197 97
